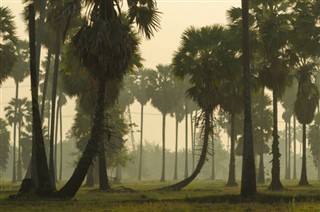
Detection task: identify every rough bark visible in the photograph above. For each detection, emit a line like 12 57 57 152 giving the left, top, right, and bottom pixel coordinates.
240 0 257 198
98 131 109 191
269 89 283 190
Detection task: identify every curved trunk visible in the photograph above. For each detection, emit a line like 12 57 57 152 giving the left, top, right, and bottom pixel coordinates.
40 50 52 122
269 89 283 190
227 112 237 186
57 77 106 198
184 109 188 179
298 123 309 186
240 0 257 198
258 88 265 184
173 116 179 180
159 110 210 191
293 115 297 180
49 31 61 190
138 104 144 180
160 114 166 182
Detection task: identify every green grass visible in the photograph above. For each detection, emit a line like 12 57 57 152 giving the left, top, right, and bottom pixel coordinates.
0 180 319 211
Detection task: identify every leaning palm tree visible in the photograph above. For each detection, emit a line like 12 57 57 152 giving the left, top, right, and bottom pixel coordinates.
0 6 17 84
147 65 178 182
294 62 319 186
56 0 160 198
160 25 223 190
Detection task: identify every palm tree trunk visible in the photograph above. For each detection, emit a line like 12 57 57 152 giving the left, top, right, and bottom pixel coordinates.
185 109 189 179
159 110 210 191
59 104 63 182
98 137 109 190
269 89 283 190
57 77 106 198
288 118 291 180
227 112 237 186
21 5 52 196
258 87 265 184
40 50 52 122
138 104 144 180
54 99 60 182
211 138 215 180
240 0 257 198
293 115 297 179
298 124 309 186
17 121 22 182
49 30 61 190
174 116 179 180
160 114 166 182
85 165 94 187
285 122 288 179
12 82 19 183
35 0 46 85
190 112 194 171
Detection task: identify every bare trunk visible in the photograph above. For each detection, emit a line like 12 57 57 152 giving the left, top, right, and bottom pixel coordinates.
285 122 288 179
40 50 52 122
293 115 297 179
288 118 291 180
17 121 22 181
210 138 215 180
174 116 178 180
184 109 188 179
85 165 94 187
59 105 63 182
258 87 265 184
12 82 19 183
298 124 309 186
138 104 143 180
160 114 166 182
227 112 237 186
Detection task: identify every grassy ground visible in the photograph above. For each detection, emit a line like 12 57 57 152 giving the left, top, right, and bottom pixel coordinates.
0 179 319 211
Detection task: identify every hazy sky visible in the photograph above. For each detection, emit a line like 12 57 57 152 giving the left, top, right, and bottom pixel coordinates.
0 0 246 151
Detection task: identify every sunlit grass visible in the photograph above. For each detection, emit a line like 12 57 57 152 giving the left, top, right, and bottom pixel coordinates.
0 179 319 211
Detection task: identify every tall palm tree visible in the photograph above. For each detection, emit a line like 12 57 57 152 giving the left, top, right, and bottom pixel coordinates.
57 0 160 198
294 62 319 186
0 6 17 84
253 0 295 191
308 113 320 180
0 118 10 174
130 69 152 180
160 25 223 190
148 65 177 182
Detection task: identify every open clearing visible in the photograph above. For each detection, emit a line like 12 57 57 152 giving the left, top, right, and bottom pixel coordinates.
0 180 319 211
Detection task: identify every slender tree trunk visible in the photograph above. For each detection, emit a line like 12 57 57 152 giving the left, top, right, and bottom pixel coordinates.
20 5 52 196
159 110 211 191
160 114 166 182
185 109 188 179
40 50 52 122
258 87 265 184
98 135 109 190
127 106 135 149
269 89 283 190
298 124 309 186
174 116 179 180
138 104 143 180
288 118 291 180
35 0 46 85
59 105 63 182
211 138 215 180
17 122 22 181
190 112 194 172
12 82 19 183
285 122 288 179
54 98 60 182
293 115 297 180
49 30 61 190
241 0 257 198
227 112 237 186
57 77 106 198
193 110 197 172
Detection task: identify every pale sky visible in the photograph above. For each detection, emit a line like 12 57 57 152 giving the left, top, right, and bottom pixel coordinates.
0 0 251 151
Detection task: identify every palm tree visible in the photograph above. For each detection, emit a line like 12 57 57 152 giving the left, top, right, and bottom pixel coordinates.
0 118 10 174
253 1 295 191
294 62 319 186
148 65 177 182
160 25 223 190
57 0 160 198
129 69 152 180
240 0 256 198
0 6 17 84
